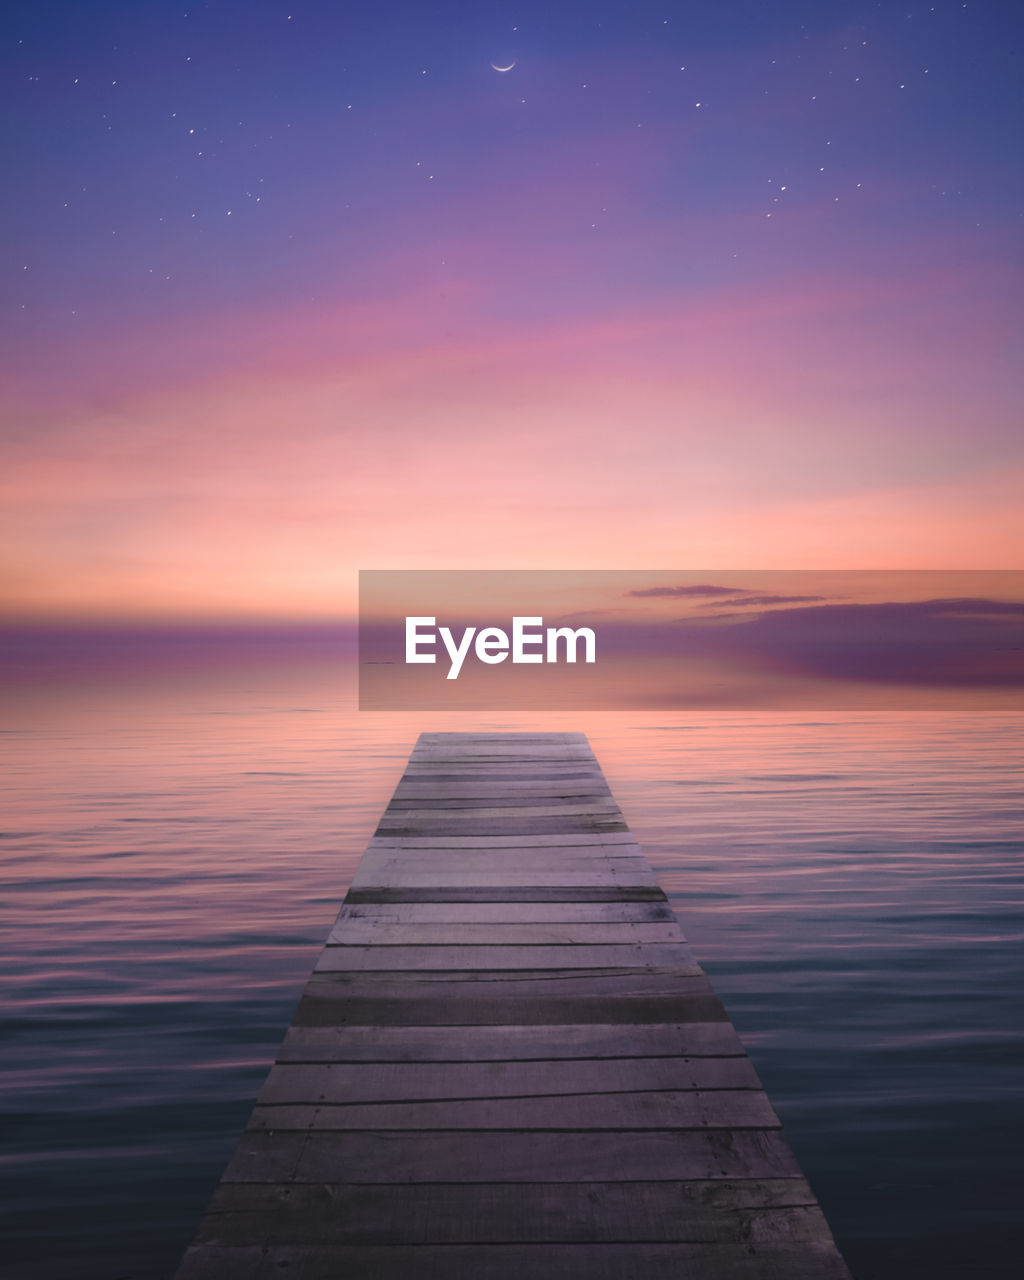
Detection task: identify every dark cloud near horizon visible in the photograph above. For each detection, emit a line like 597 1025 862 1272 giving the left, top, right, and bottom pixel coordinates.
551 608 633 622
627 584 748 599
686 597 1024 687
698 594 827 608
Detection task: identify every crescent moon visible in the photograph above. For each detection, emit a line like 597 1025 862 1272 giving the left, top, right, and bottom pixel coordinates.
491 60 516 72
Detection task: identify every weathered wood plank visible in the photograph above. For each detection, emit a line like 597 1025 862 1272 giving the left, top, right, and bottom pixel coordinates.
222 1128 803 1183
394 778 611 788
196 1179 827 1245
367 832 640 847
375 819 630 835
375 827 633 841
353 858 650 876
292 991 732 1027
350 869 657 889
358 855 648 871
314 942 699 972
354 853 651 875
299 969 721 999
257 1056 762 1103
385 796 618 811
397 772 604 782
327 921 683 944
343 886 669 903
176 1242 853 1280
333 901 678 923
357 845 648 861
377 812 627 823
353 849 645 870
276 1021 749 1062
414 734 587 743
248 1089 779 1131
412 747 591 754
385 790 621 803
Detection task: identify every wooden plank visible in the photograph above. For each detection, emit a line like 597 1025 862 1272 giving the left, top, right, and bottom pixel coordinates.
326 921 684 944
354 853 649 872
350 872 659 892
196 1179 827 1244
397 778 609 789
377 807 627 820
366 832 640 847
382 808 625 822
408 748 583 755
291 973 730 1027
375 819 630 834
257 1056 762 1103
314 943 699 972
386 793 616 803
374 828 633 842
343 887 669 903
412 735 585 744
248 1090 780 1131
221 1128 803 1183
378 830 630 842
350 870 658 889
395 780 609 791
176 1242 853 1280
276 1021 749 1062
414 733 586 742
353 856 650 873
332 901 675 921
359 853 643 867
292 991 733 1027
298 969 722 999
355 858 649 873
357 844 648 859
399 769 606 781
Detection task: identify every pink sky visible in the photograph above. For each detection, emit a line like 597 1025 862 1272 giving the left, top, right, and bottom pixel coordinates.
3 6 1021 622
4 265 1021 622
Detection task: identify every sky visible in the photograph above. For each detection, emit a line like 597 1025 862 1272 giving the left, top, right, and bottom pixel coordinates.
2 0 1022 622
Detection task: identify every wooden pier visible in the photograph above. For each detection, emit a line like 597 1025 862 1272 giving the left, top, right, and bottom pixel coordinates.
175 731 852 1279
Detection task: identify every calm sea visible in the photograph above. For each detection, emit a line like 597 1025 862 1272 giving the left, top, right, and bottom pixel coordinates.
2 634 1022 1279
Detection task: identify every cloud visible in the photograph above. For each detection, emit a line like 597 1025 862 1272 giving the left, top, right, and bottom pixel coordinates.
626 584 748 599
683 597 1024 687
699 594 828 608
551 608 633 622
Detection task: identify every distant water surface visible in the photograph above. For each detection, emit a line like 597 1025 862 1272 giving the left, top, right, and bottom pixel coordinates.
2 636 1022 1279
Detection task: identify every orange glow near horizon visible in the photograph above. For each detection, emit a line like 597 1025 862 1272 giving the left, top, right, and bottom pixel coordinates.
3 280 1023 623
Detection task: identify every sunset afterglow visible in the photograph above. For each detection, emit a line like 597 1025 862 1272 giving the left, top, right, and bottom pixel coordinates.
3 2 1021 620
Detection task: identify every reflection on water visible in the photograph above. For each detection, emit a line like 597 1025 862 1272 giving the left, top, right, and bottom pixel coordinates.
1 641 1022 1278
